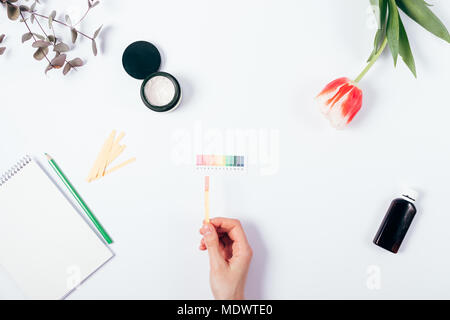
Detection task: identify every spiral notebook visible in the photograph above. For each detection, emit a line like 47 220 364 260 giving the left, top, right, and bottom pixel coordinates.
0 156 114 300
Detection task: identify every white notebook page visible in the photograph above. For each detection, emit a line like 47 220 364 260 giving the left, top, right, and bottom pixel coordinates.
0 159 113 299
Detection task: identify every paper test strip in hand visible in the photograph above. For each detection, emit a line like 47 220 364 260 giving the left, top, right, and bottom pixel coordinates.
205 176 210 223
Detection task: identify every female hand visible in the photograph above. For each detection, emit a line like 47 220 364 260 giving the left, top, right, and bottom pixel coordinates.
199 217 253 300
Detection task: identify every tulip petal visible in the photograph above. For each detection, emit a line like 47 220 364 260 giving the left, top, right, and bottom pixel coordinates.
327 83 354 109
344 88 363 124
316 77 349 97
316 77 363 129
316 77 349 115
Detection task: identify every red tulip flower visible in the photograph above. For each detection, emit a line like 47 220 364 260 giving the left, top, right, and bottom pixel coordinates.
316 77 363 129
315 0 450 128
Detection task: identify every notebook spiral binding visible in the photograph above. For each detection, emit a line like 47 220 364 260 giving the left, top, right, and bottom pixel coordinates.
0 155 32 187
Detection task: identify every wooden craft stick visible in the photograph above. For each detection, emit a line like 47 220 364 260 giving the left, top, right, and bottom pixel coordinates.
113 132 125 148
104 157 136 176
98 131 117 177
102 132 125 176
108 145 126 166
87 130 116 182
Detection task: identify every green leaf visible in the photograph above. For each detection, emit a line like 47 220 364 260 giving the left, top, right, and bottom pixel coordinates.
387 0 400 65
396 0 450 43
398 16 417 77
368 0 388 62
379 0 388 28
368 29 382 62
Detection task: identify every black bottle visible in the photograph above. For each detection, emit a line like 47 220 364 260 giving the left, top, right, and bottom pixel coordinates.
373 189 418 254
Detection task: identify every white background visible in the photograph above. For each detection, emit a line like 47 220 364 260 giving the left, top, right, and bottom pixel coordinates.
1 0 450 299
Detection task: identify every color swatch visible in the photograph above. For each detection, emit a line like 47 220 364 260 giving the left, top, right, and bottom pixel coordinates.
196 155 245 170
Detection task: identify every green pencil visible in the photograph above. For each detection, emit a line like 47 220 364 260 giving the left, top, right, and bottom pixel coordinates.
45 153 113 244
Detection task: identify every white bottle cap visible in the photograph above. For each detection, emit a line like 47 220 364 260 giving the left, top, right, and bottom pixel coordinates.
402 188 419 202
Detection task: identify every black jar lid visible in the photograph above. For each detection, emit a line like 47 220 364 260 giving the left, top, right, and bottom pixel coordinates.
122 41 161 80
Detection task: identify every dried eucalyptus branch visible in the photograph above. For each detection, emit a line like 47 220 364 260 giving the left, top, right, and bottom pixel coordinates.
0 33 6 55
0 0 102 75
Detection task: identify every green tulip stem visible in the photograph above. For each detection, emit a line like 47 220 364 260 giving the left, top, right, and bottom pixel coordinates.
355 37 388 83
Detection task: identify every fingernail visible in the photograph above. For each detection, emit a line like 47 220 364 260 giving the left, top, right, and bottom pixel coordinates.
201 225 211 235
202 224 212 236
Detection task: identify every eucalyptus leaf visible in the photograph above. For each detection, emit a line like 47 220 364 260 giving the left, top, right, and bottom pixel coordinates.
51 53 66 68
396 0 450 43
63 62 72 75
7 3 20 20
45 64 53 74
19 5 30 12
71 28 78 44
70 57 83 67
387 0 400 65
65 14 72 26
33 33 45 40
33 46 48 60
0 34 5 43
48 10 56 28
22 32 33 43
47 35 56 43
93 25 102 39
92 39 97 56
398 16 417 77
30 14 35 24
54 42 70 52
0 47 6 55
32 40 51 48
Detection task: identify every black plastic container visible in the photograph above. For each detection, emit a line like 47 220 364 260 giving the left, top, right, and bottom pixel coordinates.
122 41 182 112
373 189 418 254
